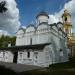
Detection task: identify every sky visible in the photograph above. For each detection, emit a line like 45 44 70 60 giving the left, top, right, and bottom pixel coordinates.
16 0 70 26
0 0 75 35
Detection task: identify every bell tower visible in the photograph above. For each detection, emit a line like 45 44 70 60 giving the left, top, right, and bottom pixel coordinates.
62 9 72 41
62 10 75 59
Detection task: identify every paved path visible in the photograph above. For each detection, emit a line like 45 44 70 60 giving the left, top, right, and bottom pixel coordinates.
0 62 42 72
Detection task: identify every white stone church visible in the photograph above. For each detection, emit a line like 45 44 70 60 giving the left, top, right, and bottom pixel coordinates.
0 11 69 67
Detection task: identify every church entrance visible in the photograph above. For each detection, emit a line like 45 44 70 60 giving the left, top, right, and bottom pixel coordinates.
13 52 18 63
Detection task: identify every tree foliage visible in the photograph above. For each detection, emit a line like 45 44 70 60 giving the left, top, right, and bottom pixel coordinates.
0 35 16 47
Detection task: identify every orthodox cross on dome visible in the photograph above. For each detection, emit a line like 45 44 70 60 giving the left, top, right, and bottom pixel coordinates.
0 1 7 13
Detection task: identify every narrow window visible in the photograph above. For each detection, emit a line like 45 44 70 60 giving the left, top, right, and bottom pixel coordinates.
30 38 32 45
27 51 30 58
3 51 5 57
36 56 37 59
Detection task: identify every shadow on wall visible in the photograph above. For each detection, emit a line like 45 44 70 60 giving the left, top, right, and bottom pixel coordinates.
51 37 58 63
60 39 68 60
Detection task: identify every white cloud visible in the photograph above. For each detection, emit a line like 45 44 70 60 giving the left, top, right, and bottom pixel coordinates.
21 26 26 29
48 15 59 24
0 30 10 36
49 0 75 32
0 0 20 34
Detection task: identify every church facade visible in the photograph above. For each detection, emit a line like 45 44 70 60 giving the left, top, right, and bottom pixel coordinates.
0 11 69 67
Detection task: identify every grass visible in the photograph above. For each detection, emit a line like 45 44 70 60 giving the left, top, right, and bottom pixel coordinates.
19 69 75 75
49 61 75 69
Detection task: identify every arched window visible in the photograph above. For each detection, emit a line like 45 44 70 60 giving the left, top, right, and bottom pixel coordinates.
34 52 38 59
59 49 63 57
65 17 67 21
20 52 22 58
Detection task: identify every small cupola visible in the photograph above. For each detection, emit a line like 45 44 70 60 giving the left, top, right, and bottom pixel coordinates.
36 11 49 24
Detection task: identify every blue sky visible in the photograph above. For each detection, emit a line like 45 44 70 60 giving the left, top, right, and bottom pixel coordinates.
0 0 74 35
16 0 70 27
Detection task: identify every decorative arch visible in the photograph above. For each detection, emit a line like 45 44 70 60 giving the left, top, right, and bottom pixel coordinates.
26 24 36 33
16 28 25 38
17 28 25 35
57 22 63 29
51 23 58 31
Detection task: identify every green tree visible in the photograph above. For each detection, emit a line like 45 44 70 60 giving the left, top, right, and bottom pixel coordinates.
0 35 16 47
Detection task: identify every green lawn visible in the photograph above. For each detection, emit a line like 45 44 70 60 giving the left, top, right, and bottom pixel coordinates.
49 61 75 69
